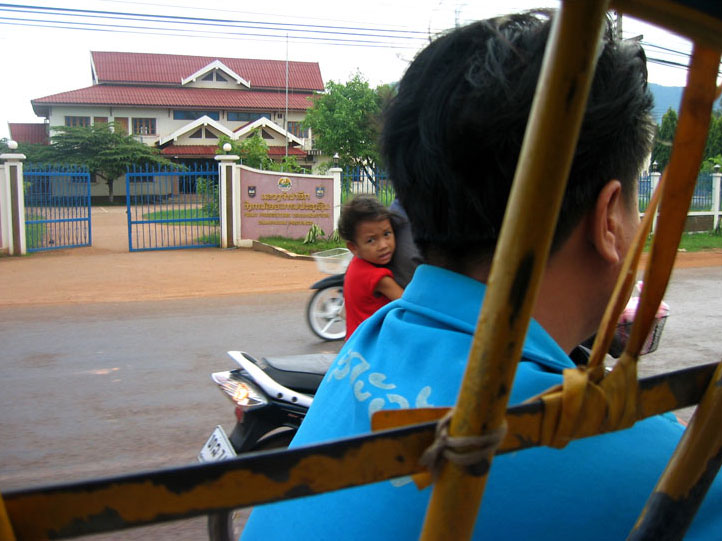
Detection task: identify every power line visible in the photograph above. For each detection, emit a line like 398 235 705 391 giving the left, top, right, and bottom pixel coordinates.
0 3 431 40
0 17 421 48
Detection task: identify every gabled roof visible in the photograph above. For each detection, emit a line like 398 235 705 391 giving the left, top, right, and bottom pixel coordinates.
159 116 234 146
32 86 315 115
91 51 324 91
158 144 306 158
8 123 48 144
181 60 250 88
234 116 303 146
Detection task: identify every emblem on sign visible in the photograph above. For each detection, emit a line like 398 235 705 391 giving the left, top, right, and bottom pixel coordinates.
315 185 325 198
248 186 256 198
278 177 292 192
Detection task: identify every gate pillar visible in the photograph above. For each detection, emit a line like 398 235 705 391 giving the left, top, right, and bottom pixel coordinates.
215 154 240 248
329 166 342 232
1 145 27 256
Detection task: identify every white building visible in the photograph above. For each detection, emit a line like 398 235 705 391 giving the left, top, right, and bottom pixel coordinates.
26 51 325 173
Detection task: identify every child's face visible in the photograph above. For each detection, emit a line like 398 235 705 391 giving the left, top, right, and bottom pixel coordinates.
347 218 396 266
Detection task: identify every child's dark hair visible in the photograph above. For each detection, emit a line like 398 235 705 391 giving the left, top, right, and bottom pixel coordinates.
338 195 394 243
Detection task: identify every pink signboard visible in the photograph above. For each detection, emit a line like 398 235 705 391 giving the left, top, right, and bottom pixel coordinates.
240 167 334 240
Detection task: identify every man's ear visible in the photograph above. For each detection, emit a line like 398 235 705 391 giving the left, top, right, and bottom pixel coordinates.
590 180 625 264
346 240 358 257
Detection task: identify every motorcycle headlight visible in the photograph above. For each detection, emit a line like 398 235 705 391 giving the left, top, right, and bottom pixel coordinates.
211 370 268 410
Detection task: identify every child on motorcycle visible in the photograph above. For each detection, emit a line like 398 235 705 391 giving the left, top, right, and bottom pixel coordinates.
338 195 404 337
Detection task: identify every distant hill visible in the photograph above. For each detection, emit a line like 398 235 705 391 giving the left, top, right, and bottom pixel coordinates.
649 83 721 124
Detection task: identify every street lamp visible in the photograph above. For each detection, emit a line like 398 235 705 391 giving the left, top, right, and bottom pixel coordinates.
652 161 658 172
7 140 18 150
333 152 339 167
223 142 232 153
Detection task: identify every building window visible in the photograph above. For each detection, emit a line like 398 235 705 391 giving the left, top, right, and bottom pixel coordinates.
132 118 156 135
93 116 108 124
287 121 308 138
227 111 271 122
173 110 220 121
65 116 90 128
189 128 203 139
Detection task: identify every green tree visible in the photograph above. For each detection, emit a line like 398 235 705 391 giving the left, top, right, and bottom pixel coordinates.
703 110 722 164
651 107 678 172
302 73 385 172
34 122 174 201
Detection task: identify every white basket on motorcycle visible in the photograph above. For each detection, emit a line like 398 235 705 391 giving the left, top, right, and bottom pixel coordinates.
312 248 353 274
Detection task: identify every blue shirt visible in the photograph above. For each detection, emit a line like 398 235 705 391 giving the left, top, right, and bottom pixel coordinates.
242 265 722 540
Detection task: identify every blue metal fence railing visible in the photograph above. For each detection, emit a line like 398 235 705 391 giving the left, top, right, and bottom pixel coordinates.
638 173 652 212
342 166 395 206
125 164 220 252
23 164 92 252
691 173 713 211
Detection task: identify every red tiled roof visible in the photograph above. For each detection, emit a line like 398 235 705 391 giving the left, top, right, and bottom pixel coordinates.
32 85 315 112
160 145 306 158
91 52 324 91
267 146 305 156
159 145 217 157
8 123 48 144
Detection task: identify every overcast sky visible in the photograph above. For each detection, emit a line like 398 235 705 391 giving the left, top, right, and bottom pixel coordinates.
0 0 709 140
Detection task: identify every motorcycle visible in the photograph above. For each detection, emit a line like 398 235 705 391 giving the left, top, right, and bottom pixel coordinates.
305 248 352 341
198 350 335 541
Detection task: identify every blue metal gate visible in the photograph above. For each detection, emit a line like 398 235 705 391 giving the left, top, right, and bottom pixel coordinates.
23 165 92 252
125 164 220 251
342 166 394 205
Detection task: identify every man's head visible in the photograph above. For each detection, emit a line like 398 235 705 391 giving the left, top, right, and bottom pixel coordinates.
338 195 396 266
382 10 654 273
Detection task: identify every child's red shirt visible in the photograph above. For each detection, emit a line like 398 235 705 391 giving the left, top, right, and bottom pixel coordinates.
343 256 394 337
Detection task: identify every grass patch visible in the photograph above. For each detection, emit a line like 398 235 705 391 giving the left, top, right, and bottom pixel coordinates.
645 230 722 252
259 235 345 256
196 232 220 246
25 214 46 249
677 230 722 252
143 208 218 225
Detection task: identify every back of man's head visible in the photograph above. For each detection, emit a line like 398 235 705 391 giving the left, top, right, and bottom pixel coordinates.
382 10 654 271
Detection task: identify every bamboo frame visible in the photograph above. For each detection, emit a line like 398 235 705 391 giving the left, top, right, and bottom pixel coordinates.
3 363 718 539
420 1 611 538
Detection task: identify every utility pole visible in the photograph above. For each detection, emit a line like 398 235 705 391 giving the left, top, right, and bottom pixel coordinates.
615 10 623 40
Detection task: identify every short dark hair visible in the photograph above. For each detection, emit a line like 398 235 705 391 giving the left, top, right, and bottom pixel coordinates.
338 195 394 243
382 10 654 269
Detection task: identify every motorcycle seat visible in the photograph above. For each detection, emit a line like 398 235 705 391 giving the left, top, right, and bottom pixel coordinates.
260 354 336 393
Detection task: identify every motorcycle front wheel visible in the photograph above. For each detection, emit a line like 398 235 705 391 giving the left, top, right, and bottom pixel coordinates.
306 285 346 341
207 430 296 541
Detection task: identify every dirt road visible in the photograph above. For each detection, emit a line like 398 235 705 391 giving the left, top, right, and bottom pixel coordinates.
1 205 719 306
0 206 327 306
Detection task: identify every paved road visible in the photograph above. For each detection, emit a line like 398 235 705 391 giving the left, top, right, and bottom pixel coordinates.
0 290 342 540
0 266 720 540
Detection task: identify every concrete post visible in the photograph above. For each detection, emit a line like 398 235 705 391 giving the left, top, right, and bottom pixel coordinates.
650 170 662 233
215 154 240 248
712 168 721 231
1 151 27 256
329 167 343 232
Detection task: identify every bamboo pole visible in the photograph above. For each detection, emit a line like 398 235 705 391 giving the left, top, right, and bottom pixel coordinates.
0 493 17 541
611 0 722 49
419 2 610 539
626 43 722 541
